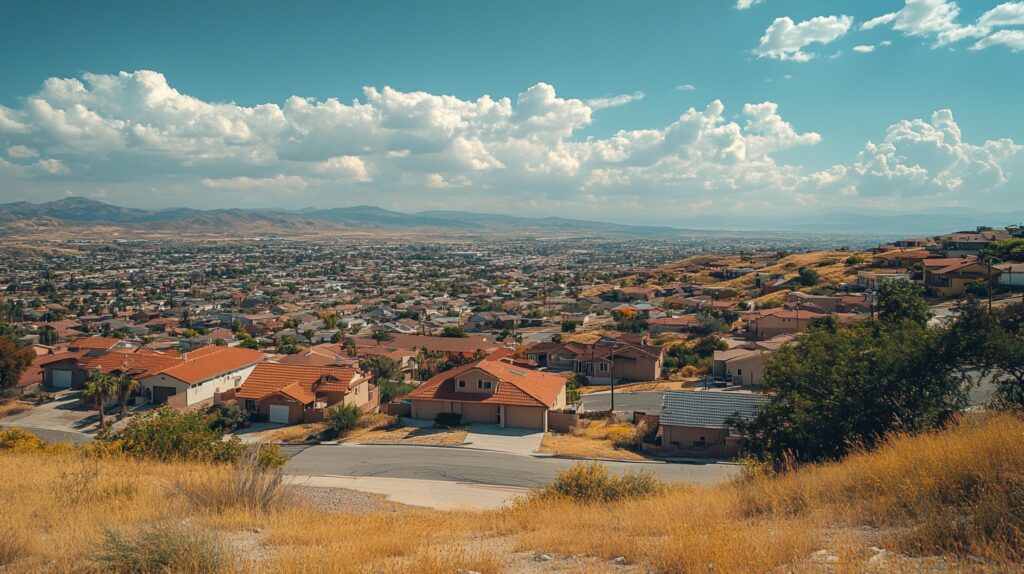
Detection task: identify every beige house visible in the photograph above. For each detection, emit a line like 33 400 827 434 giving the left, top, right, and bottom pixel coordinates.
236 363 375 425
407 359 567 431
658 390 770 458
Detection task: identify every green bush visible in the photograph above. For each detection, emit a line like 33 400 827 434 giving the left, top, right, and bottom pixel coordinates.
324 403 361 437
377 379 415 403
434 412 462 428
98 522 226 574
115 407 242 464
538 462 666 502
208 403 249 433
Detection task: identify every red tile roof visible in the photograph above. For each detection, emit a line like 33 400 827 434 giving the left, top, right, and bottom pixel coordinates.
69 336 122 350
236 363 364 403
408 359 566 408
158 347 264 384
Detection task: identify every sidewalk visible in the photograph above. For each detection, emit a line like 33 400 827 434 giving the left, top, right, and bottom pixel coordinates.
286 474 529 510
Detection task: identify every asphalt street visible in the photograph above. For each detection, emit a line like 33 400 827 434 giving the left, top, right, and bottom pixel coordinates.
284 443 738 488
580 390 665 415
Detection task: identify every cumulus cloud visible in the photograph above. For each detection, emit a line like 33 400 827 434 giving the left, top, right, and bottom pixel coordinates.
736 0 763 9
754 15 854 61
862 0 1024 50
0 70 1019 217
808 109 1022 205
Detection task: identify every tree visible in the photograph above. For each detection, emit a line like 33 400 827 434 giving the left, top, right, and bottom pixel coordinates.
239 338 259 350
798 267 819 287
114 374 140 419
330 331 342 344
323 314 339 330
949 301 1024 406
38 325 59 345
83 370 118 427
561 321 578 333
693 335 728 358
442 326 468 338
566 373 588 402
0 335 34 393
980 238 1024 263
876 279 932 326
371 330 392 344
358 355 399 382
733 318 966 466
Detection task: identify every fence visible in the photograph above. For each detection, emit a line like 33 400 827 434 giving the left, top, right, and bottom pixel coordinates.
547 410 579 433
384 402 412 417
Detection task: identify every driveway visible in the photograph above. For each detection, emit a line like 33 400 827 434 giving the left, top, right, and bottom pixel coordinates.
461 424 544 455
0 390 97 443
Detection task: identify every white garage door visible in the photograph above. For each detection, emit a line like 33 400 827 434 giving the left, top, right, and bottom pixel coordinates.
268 404 290 424
52 370 72 389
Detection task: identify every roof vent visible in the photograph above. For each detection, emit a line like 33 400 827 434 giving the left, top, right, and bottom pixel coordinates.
509 369 527 376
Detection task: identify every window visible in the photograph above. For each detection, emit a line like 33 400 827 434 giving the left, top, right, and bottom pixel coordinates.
599 362 609 373
736 368 742 377
457 380 466 388
478 380 492 390
244 399 257 412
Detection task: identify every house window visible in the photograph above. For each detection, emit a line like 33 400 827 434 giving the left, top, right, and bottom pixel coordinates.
244 399 257 412
457 380 466 388
478 380 492 390
527 354 537 361
736 368 743 377
599 362 609 372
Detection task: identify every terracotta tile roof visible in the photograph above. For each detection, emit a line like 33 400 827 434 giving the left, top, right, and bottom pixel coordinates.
157 347 264 384
408 359 566 408
69 336 122 350
236 363 363 403
81 351 182 378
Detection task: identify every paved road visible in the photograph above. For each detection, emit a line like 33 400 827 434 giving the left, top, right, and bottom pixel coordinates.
580 390 665 416
0 423 93 445
284 443 738 488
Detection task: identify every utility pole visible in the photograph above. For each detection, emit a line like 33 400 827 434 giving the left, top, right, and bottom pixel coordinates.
609 344 616 413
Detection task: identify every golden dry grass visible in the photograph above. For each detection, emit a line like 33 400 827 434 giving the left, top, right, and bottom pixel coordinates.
344 425 468 446
540 420 647 462
258 423 327 443
1 412 1022 573
0 398 32 418
717 251 870 291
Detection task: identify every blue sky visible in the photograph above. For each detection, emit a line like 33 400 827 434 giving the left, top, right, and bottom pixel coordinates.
1 0 1022 223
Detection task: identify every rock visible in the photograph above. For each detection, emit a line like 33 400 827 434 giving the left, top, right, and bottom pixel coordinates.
612 556 629 565
866 547 888 565
534 554 552 562
812 549 839 563
249 527 264 534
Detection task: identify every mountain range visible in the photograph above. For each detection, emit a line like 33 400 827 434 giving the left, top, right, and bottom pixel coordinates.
1 197 1020 240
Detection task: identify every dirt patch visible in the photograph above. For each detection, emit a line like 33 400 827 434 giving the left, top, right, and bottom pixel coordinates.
291 485 411 515
343 426 468 446
541 420 648 462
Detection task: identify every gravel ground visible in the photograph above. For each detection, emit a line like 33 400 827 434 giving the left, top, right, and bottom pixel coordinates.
291 485 411 514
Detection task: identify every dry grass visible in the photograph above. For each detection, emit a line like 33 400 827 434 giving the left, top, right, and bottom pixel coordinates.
259 423 327 443
717 251 869 291
541 419 647 461
344 425 468 446
579 381 689 395
1 413 1022 572
0 398 32 418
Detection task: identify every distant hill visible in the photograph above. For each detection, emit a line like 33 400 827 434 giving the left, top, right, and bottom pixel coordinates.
0 197 691 239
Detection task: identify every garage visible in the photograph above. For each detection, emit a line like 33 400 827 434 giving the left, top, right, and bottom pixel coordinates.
51 369 73 389
505 405 545 430
461 402 500 424
411 400 446 421
268 404 291 424
151 386 177 405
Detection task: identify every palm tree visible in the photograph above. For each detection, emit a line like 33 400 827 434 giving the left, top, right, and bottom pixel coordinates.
83 370 117 428
114 374 139 419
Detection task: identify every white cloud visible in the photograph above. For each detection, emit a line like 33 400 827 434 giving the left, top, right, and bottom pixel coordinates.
674 84 696 92
736 0 763 10
754 15 854 62
7 145 38 159
862 0 1024 50
0 70 1019 217
972 28 1024 51
853 45 876 53
586 91 645 110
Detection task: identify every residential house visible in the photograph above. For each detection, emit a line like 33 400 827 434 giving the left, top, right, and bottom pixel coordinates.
657 389 770 457
236 363 375 424
747 308 824 340
525 340 665 384
924 258 997 297
407 359 567 430
647 315 701 335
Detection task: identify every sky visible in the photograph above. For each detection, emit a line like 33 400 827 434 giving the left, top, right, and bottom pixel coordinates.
1 0 1022 225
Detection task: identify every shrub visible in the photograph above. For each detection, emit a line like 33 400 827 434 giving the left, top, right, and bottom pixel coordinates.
115 407 242 464
207 402 249 433
434 412 463 428
98 522 226 574
174 445 289 512
377 379 415 403
538 462 666 502
605 424 639 448
0 427 47 453
324 403 362 437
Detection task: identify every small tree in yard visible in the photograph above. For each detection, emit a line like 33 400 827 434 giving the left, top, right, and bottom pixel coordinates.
114 375 139 419
561 321 578 333
83 370 117 427
798 267 819 286
0 335 34 395
325 403 361 438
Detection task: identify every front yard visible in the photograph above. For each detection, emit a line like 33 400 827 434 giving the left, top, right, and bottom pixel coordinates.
540 419 649 461
246 412 468 446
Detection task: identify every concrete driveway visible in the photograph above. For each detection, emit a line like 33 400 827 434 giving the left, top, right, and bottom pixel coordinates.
0 390 98 443
461 424 544 455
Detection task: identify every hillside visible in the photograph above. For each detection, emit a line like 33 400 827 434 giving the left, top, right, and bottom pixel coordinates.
1 413 1020 573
